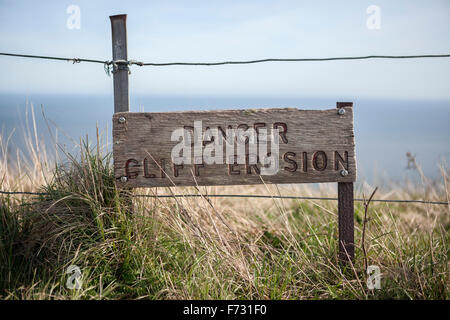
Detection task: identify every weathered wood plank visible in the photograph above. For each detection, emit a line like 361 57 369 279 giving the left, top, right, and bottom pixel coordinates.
113 107 356 188
336 102 355 262
338 181 355 261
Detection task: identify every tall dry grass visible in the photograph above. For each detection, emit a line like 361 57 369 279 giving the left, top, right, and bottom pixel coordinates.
0 104 448 299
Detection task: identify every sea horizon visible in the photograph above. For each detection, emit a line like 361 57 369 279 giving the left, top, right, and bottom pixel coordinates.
0 92 449 186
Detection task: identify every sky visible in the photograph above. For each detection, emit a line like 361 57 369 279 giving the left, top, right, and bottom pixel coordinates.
0 0 450 100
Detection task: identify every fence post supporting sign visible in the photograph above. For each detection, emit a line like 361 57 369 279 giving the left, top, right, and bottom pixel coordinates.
337 102 354 263
110 14 129 113
110 14 132 212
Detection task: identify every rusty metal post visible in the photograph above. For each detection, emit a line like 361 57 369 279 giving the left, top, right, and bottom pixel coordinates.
337 102 354 263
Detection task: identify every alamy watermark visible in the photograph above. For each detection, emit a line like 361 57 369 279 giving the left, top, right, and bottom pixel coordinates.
66 5 81 30
366 5 381 30
366 265 381 289
65 265 82 289
65 5 380 32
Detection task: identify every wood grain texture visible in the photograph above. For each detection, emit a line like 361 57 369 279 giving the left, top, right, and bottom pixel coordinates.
336 102 355 262
338 181 355 262
113 107 356 188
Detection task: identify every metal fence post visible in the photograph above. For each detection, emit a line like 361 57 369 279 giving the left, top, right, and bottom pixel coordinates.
110 14 132 212
110 14 129 113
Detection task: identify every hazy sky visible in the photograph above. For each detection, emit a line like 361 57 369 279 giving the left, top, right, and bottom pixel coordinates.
1 0 449 100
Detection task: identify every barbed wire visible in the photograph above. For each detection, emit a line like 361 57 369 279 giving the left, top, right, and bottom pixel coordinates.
1 52 450 71
0 190 448 205
0 52 107 64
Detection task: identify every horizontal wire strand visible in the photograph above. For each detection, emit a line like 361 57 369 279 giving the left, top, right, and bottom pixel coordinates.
0 190 448 205
1 52 450 67
140 54 450 66
0 52 108 64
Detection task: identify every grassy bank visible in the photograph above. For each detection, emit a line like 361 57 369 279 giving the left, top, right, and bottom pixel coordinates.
0 117 448 300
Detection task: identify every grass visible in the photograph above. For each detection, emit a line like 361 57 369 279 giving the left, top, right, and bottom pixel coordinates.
0 107 448 299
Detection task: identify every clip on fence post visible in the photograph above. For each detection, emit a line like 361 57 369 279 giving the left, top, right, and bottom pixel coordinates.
110 14 132 211
337 102 354 263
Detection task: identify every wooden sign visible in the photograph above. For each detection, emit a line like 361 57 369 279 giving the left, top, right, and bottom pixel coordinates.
113 107 356 188
109 15 355 263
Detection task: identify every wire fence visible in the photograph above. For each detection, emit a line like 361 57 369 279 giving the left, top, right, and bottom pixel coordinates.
0 189 448 205
1 51 449 206
1 52 450 74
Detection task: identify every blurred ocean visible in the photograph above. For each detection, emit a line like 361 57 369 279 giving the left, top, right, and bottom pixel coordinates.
0 93 449 185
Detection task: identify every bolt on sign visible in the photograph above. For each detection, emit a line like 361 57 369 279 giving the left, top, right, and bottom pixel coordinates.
113 107 356 188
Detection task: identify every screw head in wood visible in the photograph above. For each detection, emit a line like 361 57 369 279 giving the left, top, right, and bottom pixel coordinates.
118 116 126 124
120 176 128 182
338 108 345 115
340 169 349 177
